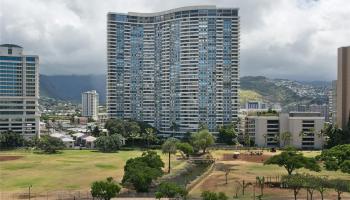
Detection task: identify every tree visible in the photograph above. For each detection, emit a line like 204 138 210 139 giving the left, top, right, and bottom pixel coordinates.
170 122 179 138
92 126 101 137
201 191 228 200
0 131 24 149
303 174 317 200
264 149 321 175
329 179 350 200
235 180 252 196
143 128 157 148
125 121 141 146
162 138 179 173
95 135 123 152
155 182 188 199
105 119 125 135
122 151 164 192
256 176 265 196
324 124 350 148
318 144 350 173
314 176 328 200
282 174 304 200
176 142 194 158
91 177 121 200
191 129 215 153
217 123 237 145
280 131 292 147
37 135 65 154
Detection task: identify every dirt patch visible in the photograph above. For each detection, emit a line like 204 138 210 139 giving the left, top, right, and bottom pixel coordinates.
222 153 272 163
0 156 23 162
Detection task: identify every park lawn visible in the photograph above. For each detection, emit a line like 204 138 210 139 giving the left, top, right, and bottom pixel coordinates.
0 149 184 193
189 150 350 200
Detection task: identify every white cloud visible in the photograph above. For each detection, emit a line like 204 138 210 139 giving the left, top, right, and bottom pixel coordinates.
0 0 349 81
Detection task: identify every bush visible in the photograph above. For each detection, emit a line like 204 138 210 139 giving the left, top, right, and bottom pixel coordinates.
324 158 340 171
177 142 194 157
201 191 228 200
37 135 65 153
95 134 123 152
91 177 121 200
340 160 350 174
0 131 24 149
155 182 187 199
122 151 164 192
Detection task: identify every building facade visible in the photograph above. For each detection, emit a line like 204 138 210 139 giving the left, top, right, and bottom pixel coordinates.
107 6 240 136
0 44 40 138
337 46 350 129
245 112 325 149
82 90 99 120
328 80 337 124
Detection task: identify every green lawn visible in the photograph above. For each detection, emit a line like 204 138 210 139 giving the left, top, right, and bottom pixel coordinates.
0 149 184 192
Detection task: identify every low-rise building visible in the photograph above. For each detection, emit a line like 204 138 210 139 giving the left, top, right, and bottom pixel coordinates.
245 112 325 149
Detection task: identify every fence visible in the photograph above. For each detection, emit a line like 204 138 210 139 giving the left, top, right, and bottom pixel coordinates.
0 190 93 200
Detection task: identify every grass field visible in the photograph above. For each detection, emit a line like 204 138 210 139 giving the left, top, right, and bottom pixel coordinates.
189 150 350 200
0 149 184 193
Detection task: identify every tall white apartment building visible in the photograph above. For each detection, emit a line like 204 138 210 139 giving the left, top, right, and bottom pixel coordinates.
82 90 99 120
245 112 325 149
107 6 240 136
0 44 40 138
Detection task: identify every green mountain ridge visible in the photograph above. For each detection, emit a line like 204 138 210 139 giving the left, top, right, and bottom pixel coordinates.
39 75 329 106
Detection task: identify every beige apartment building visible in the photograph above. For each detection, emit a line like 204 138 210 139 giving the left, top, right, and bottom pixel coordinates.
245 112 325 149
337 46 350 129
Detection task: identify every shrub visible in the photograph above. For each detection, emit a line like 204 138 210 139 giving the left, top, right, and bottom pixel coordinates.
91 177 121 200
155 182 187 199
340 160 350 174
177 142 194 157
201 191 228 200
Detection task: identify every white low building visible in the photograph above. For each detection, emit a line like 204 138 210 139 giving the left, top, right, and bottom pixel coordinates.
245 112 325 149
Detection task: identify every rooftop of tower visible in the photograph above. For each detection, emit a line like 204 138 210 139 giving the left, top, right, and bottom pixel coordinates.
0 44 22 48
109 5 239 17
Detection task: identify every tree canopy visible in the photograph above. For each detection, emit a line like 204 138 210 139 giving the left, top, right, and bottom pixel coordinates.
217 123 237 145
122 151 164 192
0 131 24 149
318 144 350 173
191 129 215 153
37 135 65 154
95 134 123 153
264 149 320 175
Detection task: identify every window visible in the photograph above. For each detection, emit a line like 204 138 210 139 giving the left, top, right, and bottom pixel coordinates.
8 48 12 55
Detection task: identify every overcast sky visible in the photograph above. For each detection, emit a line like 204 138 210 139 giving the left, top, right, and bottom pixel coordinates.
0 0 349 81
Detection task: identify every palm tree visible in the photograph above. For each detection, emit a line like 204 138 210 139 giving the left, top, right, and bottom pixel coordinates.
162 138 179 173
144 128 156 148
170 122 179 138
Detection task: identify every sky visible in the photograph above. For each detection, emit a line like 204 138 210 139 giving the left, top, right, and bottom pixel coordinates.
0 0 350 81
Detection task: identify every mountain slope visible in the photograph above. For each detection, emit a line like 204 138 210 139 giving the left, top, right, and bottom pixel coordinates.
39 75 330 106
40 74 106 103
